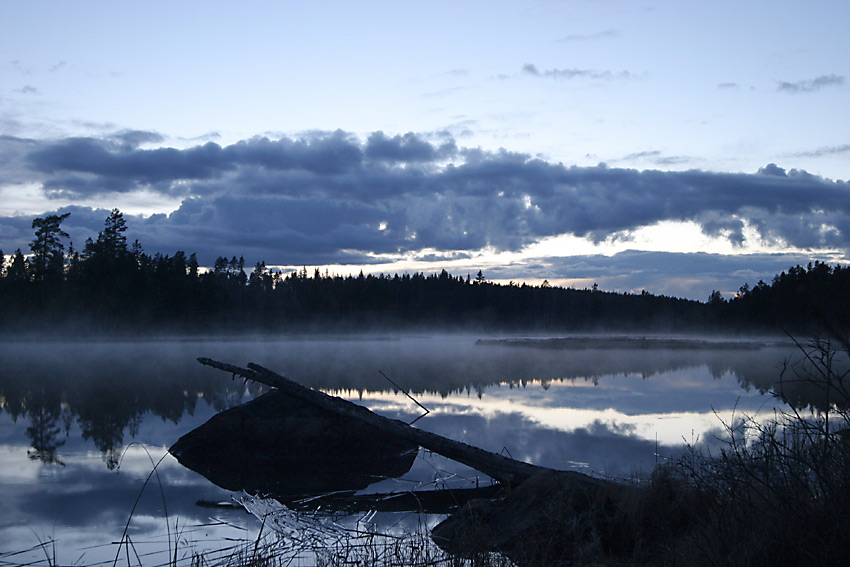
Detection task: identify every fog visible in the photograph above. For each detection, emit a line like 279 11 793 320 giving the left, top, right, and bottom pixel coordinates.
0 332 797 394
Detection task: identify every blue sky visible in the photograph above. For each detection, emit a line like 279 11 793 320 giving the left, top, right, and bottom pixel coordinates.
1 1 848 300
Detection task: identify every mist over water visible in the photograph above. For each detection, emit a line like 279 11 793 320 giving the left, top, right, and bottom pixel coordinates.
0 333 805 564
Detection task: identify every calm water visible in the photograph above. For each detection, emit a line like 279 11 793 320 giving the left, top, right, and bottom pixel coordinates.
0 334 803 565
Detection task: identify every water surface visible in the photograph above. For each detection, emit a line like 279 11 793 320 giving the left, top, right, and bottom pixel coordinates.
0 334 802 564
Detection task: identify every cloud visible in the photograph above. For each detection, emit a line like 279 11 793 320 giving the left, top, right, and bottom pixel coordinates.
522 63 636 80
617 150 695 167
777 74 845 93
180 131 222 144
2 131 849 277
10 60 30 75
108 129 166 151
558 29 620 42
789 144 850 158
621 150 662 161
365 131 457 163
757 163 787 177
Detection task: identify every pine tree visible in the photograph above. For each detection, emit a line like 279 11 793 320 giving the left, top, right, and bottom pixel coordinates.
7 249 29 282
29 212 70 282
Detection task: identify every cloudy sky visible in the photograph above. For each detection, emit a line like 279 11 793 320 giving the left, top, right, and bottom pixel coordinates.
1 1 848 300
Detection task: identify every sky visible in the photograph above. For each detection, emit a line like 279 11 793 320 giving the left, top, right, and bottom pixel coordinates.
1 0 848 301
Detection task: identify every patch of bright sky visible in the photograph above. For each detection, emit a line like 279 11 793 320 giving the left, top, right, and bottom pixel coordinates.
0 183 49 217
267 218 838 282
0 187 184 218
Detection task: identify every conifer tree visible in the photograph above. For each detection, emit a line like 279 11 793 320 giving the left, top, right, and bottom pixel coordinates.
29 212 70 282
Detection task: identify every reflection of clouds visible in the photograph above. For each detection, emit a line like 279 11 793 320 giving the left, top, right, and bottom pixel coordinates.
351 401 690 480
0 442 43 483
1 447 232 529
1 456 253 566
353 361 785 447
421 411 683 479
0 409 251 565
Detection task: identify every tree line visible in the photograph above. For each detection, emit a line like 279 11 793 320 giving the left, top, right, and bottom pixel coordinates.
0 210 846 334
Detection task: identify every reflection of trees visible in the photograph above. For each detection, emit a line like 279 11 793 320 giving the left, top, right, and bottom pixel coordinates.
0 339 819 469
73 382 140 470
0 343 253 470
25 389 70 465
280 341 798 400
715 348 850 411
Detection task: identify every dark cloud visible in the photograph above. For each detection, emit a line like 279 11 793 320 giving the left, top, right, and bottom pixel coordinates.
365 131 457 163
28 137 230 194
757 163 787 177
2 130 849 285
522 63 635 80
777 74 845 93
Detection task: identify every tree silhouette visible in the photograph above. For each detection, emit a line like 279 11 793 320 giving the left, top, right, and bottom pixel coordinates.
29 213 70 282
6 249 28 283
3 208 848 335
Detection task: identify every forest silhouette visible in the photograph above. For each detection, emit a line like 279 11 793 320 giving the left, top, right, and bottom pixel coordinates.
1 209 848 335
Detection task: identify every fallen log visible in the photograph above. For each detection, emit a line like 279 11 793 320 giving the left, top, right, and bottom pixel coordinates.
198 357 560 486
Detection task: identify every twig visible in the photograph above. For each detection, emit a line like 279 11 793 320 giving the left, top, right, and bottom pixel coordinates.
378 370 430 425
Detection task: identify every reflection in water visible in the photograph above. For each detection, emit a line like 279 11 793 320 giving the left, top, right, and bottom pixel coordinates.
1 341 261 468
0 334 808 565
25 389 70 465
0 335 807 467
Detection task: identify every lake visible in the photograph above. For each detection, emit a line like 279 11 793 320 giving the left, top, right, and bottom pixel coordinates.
0 334 804 565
